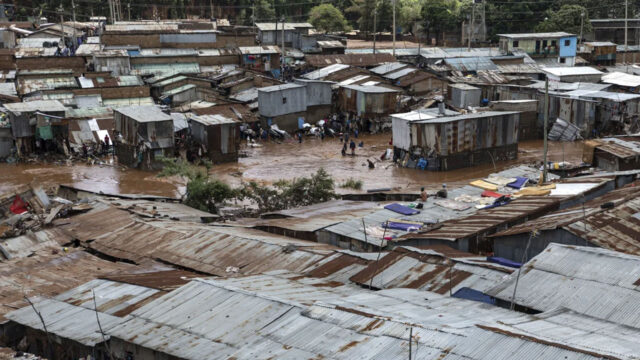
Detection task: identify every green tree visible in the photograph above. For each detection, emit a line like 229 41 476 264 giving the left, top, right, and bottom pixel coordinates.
536 5 592 36
158 158 236 213
421 0 457 45
398 0 422 33
308 4 351 33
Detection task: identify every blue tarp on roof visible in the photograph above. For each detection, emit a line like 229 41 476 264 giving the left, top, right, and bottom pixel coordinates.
487 256 522 268
453 287 496 305
384 203 420 215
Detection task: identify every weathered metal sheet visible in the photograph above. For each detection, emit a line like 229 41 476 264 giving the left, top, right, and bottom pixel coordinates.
487 243 640 328
258 83 306 117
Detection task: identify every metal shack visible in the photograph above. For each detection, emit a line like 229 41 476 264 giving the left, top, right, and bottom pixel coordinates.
258 83 307 131
490 100 539 140
188 114 239 163
338 84 399 123
543 67 604 83
589 137 640 171
239 46 281 73
114 105 174 170
447 83 482 108
583 42 617 65
392 110 520 171
4 100 67 156
294 78 333 121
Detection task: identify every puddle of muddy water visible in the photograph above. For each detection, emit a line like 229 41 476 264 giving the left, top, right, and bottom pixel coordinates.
0 135 584 197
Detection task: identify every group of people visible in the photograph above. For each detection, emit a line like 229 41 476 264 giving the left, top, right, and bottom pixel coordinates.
420 184 448 202
81 134 111 158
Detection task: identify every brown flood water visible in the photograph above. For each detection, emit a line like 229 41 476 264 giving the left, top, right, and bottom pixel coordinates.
0 134 584 197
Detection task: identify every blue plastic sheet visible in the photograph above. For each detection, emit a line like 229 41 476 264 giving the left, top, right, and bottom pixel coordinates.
384 222 422 231
487 256 522 268
384 203 420 215
453 287 496 304
507 177 528 189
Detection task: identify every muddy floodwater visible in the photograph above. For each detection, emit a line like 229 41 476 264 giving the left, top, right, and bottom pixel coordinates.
0 134 584 197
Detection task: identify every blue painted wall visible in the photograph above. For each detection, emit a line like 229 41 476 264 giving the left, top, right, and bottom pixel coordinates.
559 36 577 57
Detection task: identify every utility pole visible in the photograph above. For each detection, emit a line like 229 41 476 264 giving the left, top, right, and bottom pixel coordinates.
543 75 549 183
71 0 76 51
108 0 114 24
128 2 131 21
579 12 584 48
210 0 213 19
468 1 475 51
57 4 64 47
392 0 396 57
373 2 377 55
625 0 628 67
281 15 285 81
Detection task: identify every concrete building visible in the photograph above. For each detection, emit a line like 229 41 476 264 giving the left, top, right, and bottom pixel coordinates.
113 105 174 170
188 114 239 163
499 32 578 66
391 110 519 171
258 83 307 131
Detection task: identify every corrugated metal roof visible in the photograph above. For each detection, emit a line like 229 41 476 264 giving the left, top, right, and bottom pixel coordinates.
257 82 304 93
348 246 513 294
170 112 189 132
0 82 17 97
0 229 68 261
103 97 154 107
340 84 399 93
498 32 575 39
238 45 280 54
17 76 79 95
161 83 196 96
135 48 198 57
445 57 499 71
58 206 336 276
602 71 640 87
370 62 408 75
323 166 550 248
131 62 201 80
115 105 172 122
487 243 640 328
302 63 350 80
189 113 237 126
229 87 258 103
4 100 67 113
306 53 397 67
564 89 640 102
383 67 418 80
255 22 312 31
543 66 603 77
317 40 345 48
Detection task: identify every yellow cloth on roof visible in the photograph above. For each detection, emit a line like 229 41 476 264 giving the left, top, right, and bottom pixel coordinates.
470 180 499 191
516 184 556 196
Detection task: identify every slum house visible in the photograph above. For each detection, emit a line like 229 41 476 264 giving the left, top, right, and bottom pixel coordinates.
113 105 174 170
487 243 640 328
188 114 238 163
14 51 86 73
65 107 115 151
3 271 197 359
318 166 546 251
601 71 640 93
101 23 253 49
93 271 640 360
257 83 306 131
150 75 213 99
543 66 604 83
337 84 399 132
561 89 640 134
293 78 333 122
245 200 381 242
489 100 539 140
316 40 346 54
26 23 85 51
498 32 578 66
72 74 150 107
191 103 257 124
255 22 314 48
91 49 131 75
392 110 519 171
196 48 240 66
238 46 280 74
447 83 482 108
3 100 67 156
391 172 628 254
304 53 397 68
0 27 16 48
588 136 640 171
15 69 79 96
0 49 15 70
490 184 640 262
581 41 617 65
